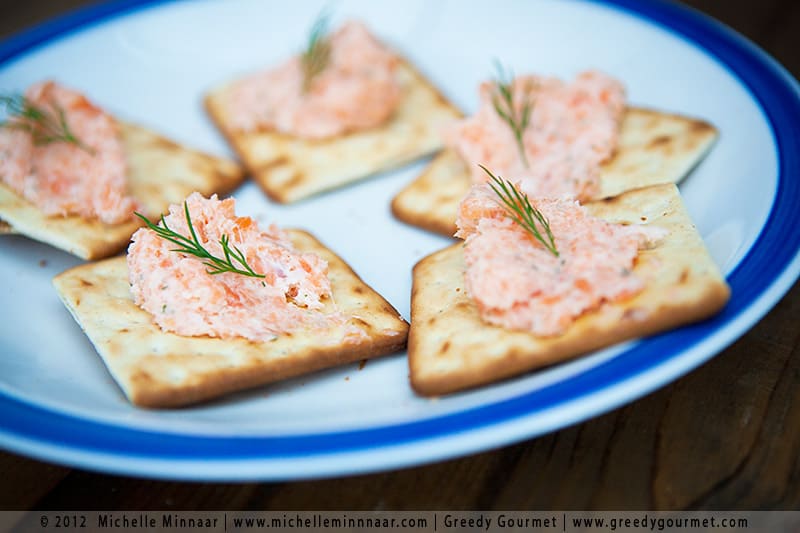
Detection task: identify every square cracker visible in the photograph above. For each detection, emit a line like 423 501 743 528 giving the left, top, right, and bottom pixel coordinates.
391 107 718 236
408 183 730 396
205 57 462 203
0 121 245 260
53 229 409 408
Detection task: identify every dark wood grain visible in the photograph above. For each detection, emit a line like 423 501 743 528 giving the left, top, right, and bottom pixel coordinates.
1 0 799 511
681 0 800 77
0 453 69 509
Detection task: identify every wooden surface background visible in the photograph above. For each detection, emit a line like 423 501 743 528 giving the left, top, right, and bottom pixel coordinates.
1 0 799 511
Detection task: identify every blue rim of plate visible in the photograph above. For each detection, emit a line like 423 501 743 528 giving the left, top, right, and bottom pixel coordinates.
1 0 799 475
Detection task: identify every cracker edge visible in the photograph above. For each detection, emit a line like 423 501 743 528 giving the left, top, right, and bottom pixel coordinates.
389 148 466 237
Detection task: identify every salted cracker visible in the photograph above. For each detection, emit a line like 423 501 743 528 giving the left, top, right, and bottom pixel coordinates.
392 107 718 236
0 121 245 259
53 229 408 408
408 183 730 396
205 58 462 203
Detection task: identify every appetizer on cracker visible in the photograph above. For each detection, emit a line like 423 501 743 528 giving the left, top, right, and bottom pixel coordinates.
53 193 408 408
0 81 244 259
408 170 729 396
205 17 461 203
392 68 718 236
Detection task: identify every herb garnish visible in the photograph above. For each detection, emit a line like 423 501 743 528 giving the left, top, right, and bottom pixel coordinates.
135 203 265 279
0 94 94 153
481 165 558 257
300 11 332 93
491 62 534 167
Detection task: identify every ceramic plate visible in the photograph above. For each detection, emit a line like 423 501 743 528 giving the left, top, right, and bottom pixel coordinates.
0 0 798 480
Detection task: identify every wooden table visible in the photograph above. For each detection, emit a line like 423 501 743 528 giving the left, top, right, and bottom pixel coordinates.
1 0 799 511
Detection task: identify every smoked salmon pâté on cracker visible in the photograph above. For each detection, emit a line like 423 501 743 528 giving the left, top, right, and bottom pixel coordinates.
392 70 717 236
54 193 408 408
0 81 245 260
205 19 461 204
408 183 729 396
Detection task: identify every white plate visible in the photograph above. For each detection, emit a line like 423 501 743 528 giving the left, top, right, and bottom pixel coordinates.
1 0 798 480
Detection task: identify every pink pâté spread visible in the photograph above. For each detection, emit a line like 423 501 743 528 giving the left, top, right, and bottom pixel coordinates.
0 81 136 224
446 71 625 201
456 184 666 336
223 21 402 139
127 193 348 342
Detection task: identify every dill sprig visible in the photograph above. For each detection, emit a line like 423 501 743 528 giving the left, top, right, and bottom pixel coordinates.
481 165 558 257
135 203 265 279
301 11 332 93
0 94 94 154
491 61 533 168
